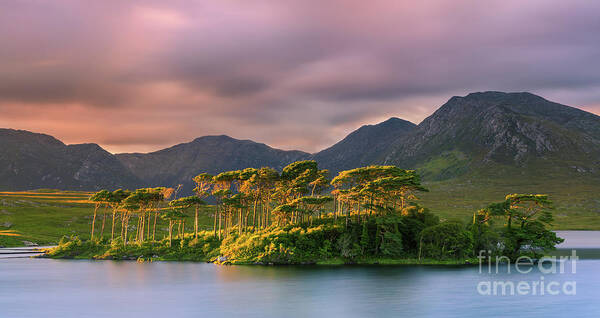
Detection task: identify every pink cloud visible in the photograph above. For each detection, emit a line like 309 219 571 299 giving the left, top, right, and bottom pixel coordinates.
1 0 599 153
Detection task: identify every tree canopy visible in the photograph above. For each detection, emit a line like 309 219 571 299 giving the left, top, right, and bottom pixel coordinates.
80 161 562 263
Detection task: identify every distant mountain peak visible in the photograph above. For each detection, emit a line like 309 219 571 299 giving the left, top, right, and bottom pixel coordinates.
0 130 139 190
117 133 310 192
312 117 416 172
381 116 413 123
462 91 541 99
350 117 416 134
193 134 235 142
383 91 600 179
0 128 65 147
375 117 415 127
466 90 530 97
444 91 549 107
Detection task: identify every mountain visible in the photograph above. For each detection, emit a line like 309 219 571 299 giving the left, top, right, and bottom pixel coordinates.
381 91 600 180
1 91 599 193
117 119 418 191
116 135 310 191
312 117 416 173
0 129 141 190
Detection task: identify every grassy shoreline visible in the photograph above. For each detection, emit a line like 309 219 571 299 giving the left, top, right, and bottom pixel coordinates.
41 247 478 266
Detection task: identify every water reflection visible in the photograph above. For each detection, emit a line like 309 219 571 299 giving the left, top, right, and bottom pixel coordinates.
2 230 600 317
2 258 599 318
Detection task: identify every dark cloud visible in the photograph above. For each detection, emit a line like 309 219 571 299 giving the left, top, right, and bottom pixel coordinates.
1 0 599 153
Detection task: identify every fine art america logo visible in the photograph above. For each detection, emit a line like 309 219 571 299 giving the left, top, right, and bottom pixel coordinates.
476 250 578 296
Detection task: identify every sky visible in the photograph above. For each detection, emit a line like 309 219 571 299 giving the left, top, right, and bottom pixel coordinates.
1 0 600 154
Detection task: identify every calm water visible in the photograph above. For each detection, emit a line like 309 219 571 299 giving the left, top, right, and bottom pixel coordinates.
1 259 599 317
1 232 600 318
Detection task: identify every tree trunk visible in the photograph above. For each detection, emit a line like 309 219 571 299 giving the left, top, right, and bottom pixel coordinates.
141 213 145 242
258 203 263 229
91 204 99 240
345 203 349 229
238 208 242 235
223 213 227 238
137 214 142 242
121 214 125 239
100 208 107 239
124 216 129 246
266 205 270 227
152 211 158 241
252 200 257 230
332 196 336 216
195 205 199 239
146 211 151 241
168 220 173 247
111 210 117 241
218 209 222 239
213 208 217 237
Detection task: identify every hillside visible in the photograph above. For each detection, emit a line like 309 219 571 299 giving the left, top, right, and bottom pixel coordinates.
312 117 416 173
4 92 598 190
0 129 140 190
383 91 600 180
116 135 310 192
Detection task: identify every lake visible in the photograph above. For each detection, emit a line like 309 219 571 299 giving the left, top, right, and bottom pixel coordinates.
1 232 600 317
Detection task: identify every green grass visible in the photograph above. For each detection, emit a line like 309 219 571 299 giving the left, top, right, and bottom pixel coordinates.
419 174 600 230
0 191 215 247
417 150 469 181
0 191 92 247
2 176 600 248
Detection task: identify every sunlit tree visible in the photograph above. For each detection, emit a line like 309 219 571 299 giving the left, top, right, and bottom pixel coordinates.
169 196 206 238
486 194 563 259
89 190 110 240
161 208 187 246
106 189 130 241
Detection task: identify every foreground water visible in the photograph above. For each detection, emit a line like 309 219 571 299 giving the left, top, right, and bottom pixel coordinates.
2 231 600 317
1 257 598 317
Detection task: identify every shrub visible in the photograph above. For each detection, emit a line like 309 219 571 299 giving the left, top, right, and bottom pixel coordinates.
419 222 473 259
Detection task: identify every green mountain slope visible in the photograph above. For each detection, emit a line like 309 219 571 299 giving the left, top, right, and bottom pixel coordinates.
383 91 600 179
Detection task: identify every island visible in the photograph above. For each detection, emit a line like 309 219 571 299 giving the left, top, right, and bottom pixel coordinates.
42 161 563 265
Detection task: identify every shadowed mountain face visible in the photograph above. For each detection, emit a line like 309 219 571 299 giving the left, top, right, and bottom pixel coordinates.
1 92 598 191
312 117 416 173
381 92 600 180
0 129 140 190
116 135 310 191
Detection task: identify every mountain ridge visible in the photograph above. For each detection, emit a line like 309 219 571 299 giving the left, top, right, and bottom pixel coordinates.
312 117 416 172
0 129 141 190
1 91 599 191
378 91 600 181
115 135 311 190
